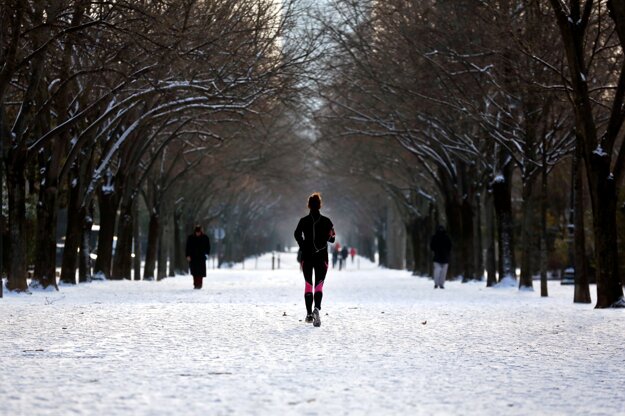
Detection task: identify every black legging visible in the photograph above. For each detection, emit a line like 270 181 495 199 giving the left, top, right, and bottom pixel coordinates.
302 253 328 314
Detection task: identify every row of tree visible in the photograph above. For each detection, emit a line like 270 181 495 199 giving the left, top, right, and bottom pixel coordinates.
3 1 624 310
0 0 317 294
312 0 625 308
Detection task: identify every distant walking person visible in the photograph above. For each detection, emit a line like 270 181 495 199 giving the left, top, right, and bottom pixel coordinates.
430 225 451 289
186 225 211 289
332 242 340 269
340 246 348 270
294 193 336 327
350 247 356 263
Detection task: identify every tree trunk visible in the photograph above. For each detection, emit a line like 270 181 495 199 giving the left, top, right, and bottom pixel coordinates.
6 154 28 292
408 217 422 275
474 192 484 280
168 220 175 278
587 154 622 307
60 173 82 285
492 169 516 282
94 190 118 279
460 197 475 282
485 191 497 287
173 209 185 274
0 142 4 297
519 181 535 289
426 203 438 277
444 198 464 280
377 230 387 267
548 4 624 305
133 201 141 281
79 204 94 283
405 221 414 274
540 137 548 297
143 211 159 280
32 172 59 290
157 215 167 281
111 199 134 280
0 212 5 298
572 144 591 302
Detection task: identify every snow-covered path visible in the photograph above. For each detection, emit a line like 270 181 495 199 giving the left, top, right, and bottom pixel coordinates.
1 253 624 415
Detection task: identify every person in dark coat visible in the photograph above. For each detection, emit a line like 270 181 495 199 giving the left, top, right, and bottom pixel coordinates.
430 225 452 289
186 225 211 289
294 192 336 327
340 246 348 270
332 243 340 268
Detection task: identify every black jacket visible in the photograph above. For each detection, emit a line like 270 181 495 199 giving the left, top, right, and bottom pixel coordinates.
186 233 211 277
430 231 451 264
294 210 335 260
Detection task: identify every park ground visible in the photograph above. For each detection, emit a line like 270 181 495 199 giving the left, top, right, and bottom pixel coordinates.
1 252 624 415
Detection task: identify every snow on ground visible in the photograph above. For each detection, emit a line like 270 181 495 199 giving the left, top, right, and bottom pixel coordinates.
1 252 624 415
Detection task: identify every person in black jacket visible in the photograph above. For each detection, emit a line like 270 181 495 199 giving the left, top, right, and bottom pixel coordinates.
294 193 336 327
430 225 452 289
186 225 211 289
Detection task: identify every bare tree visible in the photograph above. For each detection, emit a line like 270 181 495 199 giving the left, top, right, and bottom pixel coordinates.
548 0 625 307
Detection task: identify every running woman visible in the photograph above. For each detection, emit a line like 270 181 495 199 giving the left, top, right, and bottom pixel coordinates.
294 193 336 327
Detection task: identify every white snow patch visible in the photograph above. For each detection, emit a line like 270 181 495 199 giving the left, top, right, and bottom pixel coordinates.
101 184 114 194
92 271 107 281
48 78 61 92
610 297 625 308
494 275 517 288
593 145 607 157
1 253 624 415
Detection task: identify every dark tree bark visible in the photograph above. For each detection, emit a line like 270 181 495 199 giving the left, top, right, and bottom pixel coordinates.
143 211 159 280
78 203 94 283
6 151 28 292
573 142 591 303
407 216 423 276
157 213 168 281
586 156 621 307
94 189 118 279
32 151 59 289
444 199 463 279
5 6 45 292
133 201 141 280
519 181 535 289
492 165 516 282
376 228 387 267
167 214 175 278
549 0 624 307
485 191 497 287
540 136 548 297
460 197 475 282
0 212 4 298
60 170 82 285
111 198 134 280
474 192 484 281
173 208 186 274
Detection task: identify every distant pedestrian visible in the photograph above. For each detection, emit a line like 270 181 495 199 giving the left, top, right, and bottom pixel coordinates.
430 225 451 289
350 247 356 263
340 246 348 270
332 243 340 268
186 225 211 289
294 192 336 327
